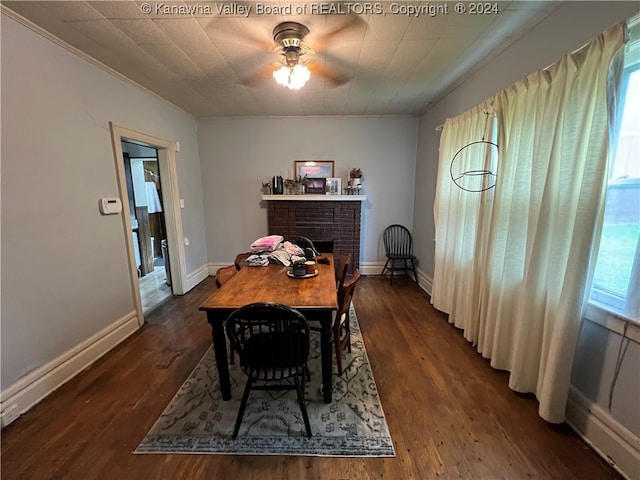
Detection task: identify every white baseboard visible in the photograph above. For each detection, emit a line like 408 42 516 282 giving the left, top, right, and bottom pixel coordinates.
208 262 232 276
566 386 640 480
416 269 433 297
361 262 433 295
359 261 385 276
185 264 210 292
0 310 140 429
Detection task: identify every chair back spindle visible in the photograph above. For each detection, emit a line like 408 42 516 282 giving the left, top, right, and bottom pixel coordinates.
335 252 351 291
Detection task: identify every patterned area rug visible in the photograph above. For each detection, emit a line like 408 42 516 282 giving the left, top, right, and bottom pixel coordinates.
135 306 395 457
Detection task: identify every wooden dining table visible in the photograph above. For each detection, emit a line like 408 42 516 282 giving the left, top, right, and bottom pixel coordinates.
199 254 338 403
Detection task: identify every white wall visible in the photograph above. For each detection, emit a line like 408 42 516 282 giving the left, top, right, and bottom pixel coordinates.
413 2 640 476
198 116 418 269
0 15 207 396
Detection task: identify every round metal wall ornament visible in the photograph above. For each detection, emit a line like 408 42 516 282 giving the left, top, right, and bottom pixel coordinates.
449 140 499 192
449 111 498 193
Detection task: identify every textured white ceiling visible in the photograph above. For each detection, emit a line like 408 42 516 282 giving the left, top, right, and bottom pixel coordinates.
2 1 557 117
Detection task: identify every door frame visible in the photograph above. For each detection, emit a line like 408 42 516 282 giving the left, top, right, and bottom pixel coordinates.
109 123 186 326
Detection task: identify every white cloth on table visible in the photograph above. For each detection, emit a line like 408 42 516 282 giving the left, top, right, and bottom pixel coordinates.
268 249 291 266
246 254 270 267
282 241 304 256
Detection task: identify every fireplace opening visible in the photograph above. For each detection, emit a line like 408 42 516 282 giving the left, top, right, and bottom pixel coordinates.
312 240 334 254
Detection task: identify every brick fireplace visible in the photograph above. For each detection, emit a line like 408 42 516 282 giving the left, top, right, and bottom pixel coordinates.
263 195 365 272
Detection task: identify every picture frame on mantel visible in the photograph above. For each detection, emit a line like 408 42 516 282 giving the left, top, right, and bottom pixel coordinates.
325 177 342 195
295 160 334 179
305 177 326 194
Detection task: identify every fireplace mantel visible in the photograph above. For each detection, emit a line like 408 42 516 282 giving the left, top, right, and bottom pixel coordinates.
262 195 366 201
264 196 364 272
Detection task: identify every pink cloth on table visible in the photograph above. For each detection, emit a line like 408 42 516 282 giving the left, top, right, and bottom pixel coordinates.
250 235 284 253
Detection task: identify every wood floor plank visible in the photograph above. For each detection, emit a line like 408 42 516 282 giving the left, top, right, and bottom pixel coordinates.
1 275 620 479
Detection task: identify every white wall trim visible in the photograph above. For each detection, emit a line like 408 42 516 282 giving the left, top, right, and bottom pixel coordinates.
110 123 187 303
359 261 385 276
208 262 233 276
185 264 210 292
585 304 640 344
0 311 140 428
566 386 640 480
417 269 433 297
364 262 433 296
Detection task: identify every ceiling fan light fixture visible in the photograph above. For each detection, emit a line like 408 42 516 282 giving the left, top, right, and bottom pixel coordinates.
290 64 311 89
273 64 310 90
273 65 291 87
272 22 312 90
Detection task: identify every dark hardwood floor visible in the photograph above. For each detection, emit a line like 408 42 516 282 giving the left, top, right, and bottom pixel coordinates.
1 275 619 479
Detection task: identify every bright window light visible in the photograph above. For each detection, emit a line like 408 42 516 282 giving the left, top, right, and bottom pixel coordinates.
590 65 640 320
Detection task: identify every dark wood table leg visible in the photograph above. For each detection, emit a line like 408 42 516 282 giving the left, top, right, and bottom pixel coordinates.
207 311 231 400
319 312 333 403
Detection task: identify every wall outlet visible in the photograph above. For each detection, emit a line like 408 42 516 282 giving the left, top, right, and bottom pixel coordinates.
1 404 19 428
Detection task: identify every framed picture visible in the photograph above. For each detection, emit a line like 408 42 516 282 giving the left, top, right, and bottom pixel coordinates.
325 177 342 195
305 177 326 194
294 160 334 179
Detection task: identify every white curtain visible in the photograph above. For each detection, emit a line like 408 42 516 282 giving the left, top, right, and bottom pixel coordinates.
432 100 497 343
432 23 624 423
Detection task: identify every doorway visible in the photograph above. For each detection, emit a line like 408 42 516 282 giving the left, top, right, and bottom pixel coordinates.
110 123 186 327
122 143 172 312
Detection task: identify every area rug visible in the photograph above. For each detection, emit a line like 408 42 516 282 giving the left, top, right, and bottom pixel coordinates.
135 306 395 457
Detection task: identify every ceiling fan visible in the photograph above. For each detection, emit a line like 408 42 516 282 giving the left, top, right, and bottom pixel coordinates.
240 18 365 90
271 22 314 90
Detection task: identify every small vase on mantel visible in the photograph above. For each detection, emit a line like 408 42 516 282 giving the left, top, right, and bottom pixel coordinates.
348 168 363 191
285 176 307 195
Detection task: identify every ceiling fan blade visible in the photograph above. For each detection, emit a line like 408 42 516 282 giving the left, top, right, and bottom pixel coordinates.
308 62 349 88
311 15 367 51
206 18 274 51
239 64 279 88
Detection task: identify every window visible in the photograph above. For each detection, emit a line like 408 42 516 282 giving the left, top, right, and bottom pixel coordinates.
589 29 640 322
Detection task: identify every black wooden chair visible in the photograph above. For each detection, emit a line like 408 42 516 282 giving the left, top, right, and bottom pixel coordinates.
225 302 312 439
334 269 360 375
335 252 351 292
381 224 418 285
215 265 239 363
